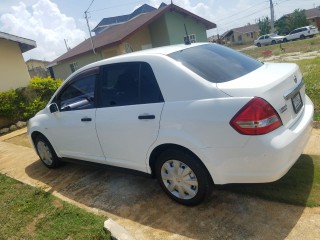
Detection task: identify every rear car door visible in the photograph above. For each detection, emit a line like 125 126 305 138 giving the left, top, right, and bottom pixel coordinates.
95 62 164 172
47 68 105 163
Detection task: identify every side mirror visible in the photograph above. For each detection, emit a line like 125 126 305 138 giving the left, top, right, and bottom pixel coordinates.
49 103 59 113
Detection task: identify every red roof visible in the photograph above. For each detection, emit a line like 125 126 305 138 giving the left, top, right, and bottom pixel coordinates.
52 4 216 64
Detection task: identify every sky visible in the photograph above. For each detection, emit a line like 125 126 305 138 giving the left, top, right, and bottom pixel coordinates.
0 0 319 61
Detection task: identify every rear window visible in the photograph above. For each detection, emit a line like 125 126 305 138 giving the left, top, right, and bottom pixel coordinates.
168 44 263 83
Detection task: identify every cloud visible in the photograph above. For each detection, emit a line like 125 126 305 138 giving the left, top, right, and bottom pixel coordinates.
0 0 87 61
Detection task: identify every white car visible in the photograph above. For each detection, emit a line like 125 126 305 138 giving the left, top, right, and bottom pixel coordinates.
254 34 284 47
28 43 314 205
283 25 319 42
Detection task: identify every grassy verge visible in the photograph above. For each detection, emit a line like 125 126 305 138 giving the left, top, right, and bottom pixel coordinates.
222 155 320 207
240 36 320 59
0 174 110 239
291 58 320 121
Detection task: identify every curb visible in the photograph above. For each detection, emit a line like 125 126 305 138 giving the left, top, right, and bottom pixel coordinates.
0 127 27 141
104 219 136 240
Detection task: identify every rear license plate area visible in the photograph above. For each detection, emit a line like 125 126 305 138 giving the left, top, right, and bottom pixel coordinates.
291 92 303 113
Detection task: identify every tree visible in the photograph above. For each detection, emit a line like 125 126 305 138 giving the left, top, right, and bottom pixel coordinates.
275 9 308 35
258 17 271 35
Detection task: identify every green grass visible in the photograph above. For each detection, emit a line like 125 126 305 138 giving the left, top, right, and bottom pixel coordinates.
292 58 320 120
222 155 320 207
0 174 110 239
239 36 320 59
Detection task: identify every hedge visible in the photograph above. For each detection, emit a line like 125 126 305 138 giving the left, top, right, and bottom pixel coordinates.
0 76 63 122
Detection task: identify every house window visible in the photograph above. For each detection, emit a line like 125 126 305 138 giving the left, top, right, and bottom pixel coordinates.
189 34 197 43
70 62 79 73
237 35 242 42
251 32 254 38
246 33 250 37
184 34 197 43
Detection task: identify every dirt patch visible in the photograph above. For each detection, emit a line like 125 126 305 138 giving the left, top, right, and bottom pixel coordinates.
26 213 46 237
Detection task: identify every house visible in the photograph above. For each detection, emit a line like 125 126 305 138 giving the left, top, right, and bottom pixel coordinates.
49 3 216 80
305 7 320 29
26 59 50 78
221 24 260 45
277 7 320 33
0 32 36 92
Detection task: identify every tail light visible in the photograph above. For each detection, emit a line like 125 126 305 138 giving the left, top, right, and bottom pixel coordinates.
230 97 282 135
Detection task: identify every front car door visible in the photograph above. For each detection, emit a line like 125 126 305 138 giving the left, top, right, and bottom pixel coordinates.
95 62 164 172
46 68 105 163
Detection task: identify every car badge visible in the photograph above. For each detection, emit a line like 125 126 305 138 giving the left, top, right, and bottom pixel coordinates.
293 75 298 83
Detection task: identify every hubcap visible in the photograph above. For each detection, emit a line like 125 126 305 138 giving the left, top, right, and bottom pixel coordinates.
161 160 198 200
37 141 53 166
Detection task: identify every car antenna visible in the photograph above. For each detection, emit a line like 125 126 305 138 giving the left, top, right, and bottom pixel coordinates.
184 24 191 45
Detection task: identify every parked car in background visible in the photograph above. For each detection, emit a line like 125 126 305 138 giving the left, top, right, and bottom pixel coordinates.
283 25 319 42
28 43 314 206
254 34 284 47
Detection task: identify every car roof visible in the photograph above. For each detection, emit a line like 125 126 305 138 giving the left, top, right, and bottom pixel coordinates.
66 42 210 80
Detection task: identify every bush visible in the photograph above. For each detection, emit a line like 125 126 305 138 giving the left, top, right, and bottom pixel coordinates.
0 77 63 122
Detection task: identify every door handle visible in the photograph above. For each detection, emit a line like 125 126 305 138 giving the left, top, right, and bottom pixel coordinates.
138 115 155 120
81 117 92 122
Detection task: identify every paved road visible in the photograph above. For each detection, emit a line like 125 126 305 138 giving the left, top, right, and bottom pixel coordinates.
0 129 320 239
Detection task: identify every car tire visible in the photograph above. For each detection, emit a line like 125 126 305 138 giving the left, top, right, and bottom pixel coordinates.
35 135 61 169
271 40 276 45
300 35 305 39
310 35 314 38
283 38 288 42
257 43 261 47
155 149 212 206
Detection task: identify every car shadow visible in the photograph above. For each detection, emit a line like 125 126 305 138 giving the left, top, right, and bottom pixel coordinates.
25 155 315 239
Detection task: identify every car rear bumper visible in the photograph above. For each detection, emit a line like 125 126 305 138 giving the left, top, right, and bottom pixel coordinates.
200 95 314 184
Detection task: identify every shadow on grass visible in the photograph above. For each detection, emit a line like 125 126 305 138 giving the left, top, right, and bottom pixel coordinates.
220 154 319 207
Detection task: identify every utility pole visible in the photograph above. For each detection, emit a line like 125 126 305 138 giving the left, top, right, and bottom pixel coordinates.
270 0 275 33
84 11 96 55
64 39 70 51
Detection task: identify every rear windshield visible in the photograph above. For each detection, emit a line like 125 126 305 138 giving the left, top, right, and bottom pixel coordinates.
168 44 263 83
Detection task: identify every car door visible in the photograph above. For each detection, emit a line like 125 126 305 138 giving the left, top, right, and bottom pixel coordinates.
46 68 106 163
95 62 164 172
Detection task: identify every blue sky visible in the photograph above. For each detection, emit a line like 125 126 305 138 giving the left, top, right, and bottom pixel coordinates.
0 0 318 61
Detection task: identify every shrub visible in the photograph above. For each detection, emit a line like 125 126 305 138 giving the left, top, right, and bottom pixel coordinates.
0 77 63 122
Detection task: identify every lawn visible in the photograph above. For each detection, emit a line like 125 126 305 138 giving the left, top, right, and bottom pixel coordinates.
223 155 320 207
292 58 320 121
0 174 110 239
239 36 320 59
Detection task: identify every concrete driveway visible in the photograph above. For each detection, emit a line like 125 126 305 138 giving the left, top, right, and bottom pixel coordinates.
1 129 320 239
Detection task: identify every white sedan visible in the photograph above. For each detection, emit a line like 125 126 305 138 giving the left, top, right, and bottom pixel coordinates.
28 43 314 205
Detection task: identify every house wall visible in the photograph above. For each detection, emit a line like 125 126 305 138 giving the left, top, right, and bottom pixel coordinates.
123 26 153 52
52 52 102 80
149 15 170 47
231 31 259 45
164 11 208 44
26 60 49 78
0 39 30 92
308 17 320 30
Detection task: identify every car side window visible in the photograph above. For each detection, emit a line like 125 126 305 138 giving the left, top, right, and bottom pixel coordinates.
57 74 97 111
265 36 269 39
99 62 163 107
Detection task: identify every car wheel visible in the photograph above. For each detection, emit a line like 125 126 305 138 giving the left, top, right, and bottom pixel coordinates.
271 40 276 45
155 149 212 206
310 35 314 38
300 35 305 39
283 38 288 42
257 43 261 47
35 135 60 169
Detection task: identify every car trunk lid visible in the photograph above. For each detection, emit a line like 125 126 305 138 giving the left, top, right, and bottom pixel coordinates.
217 62 305 128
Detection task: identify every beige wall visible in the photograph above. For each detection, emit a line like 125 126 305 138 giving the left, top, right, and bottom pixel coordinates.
231 31 259 45
52 52 102 80
123 26 152 52
0 39 31 92
26 60 48 70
